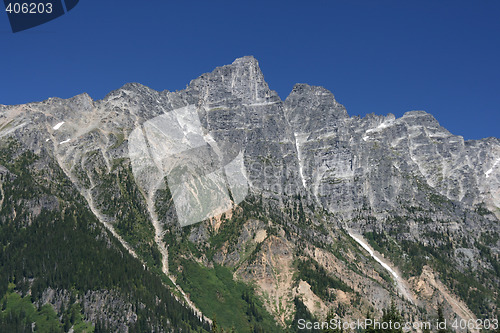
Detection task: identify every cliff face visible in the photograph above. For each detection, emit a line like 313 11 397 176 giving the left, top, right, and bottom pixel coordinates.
1 56 499 331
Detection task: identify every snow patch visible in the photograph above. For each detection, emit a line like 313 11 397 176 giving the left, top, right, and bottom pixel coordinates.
242 101 279 107
365 119 394 135
428 132 449 138
485 158 500 178
294 132 308 188
0 122 28 139
59 139 71 145
348 232 415 303
390 136 405 147
53 122 65 130
349 233 399 279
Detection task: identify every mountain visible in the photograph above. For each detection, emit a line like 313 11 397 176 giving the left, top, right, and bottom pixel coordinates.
0 56 498 332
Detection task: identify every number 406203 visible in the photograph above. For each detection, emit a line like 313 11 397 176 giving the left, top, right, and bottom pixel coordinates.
451 318 499 330
5 2 53 14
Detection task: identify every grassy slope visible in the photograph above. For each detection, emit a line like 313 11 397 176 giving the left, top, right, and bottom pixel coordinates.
177 259 281 332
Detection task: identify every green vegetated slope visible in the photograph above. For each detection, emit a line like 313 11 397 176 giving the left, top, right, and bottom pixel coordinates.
163 196 358 332
73 149 162 270
296 259 352 302
177 260 280 333
0 140 210 332
0 283 93 333
162 196 284 332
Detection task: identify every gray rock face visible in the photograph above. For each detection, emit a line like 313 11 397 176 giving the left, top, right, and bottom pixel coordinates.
285 89 500 216
187 57 305 200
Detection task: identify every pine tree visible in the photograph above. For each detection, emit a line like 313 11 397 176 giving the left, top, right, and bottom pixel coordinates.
211 315 224 333
437 305 448 333
378 300 403 333
365 309 377 333
323 309 343 333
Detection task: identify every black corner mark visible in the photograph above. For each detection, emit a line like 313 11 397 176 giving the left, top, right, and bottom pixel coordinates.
64 0 78 11
3 0 80 33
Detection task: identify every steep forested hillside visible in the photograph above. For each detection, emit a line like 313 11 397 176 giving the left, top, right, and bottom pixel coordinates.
0 140 210 332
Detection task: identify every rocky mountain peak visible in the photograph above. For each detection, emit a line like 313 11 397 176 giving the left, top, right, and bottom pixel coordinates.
284 83 349 135
231 55 259 65
401 110 441 128
188 56 279 106
102 82 159 103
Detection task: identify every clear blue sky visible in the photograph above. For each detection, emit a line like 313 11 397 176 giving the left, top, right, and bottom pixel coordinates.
1 0 499 140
